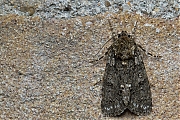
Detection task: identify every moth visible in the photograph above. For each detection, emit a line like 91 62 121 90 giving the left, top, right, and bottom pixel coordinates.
101 24 152 116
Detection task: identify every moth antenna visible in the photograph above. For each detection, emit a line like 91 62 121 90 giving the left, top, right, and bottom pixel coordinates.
94 37 113 57
94 19 117 57
108 19 116 41
132 21 138 36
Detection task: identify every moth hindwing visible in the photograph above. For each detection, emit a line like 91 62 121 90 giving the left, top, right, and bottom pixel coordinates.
101 31 152 116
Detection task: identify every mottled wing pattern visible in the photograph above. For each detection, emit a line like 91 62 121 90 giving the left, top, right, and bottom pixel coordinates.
101 44 152 116
101 47 127 116
128 48 152 115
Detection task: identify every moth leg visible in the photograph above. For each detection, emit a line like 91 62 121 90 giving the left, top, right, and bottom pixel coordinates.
89 55 104 63
93 79 102 86
137 44 162 58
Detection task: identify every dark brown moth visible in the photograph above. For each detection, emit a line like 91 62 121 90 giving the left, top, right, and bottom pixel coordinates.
101 29 152 116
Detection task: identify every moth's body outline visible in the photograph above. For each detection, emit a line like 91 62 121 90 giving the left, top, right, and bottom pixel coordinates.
101 31 152 117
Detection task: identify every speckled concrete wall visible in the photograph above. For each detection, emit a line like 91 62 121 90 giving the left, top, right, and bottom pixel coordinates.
0 13 179 119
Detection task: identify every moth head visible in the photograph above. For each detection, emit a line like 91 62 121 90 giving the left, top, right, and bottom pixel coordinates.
118 31 131 38
113 31 136 60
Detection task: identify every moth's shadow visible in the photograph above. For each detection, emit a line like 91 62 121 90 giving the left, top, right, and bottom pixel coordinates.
109 109 137 118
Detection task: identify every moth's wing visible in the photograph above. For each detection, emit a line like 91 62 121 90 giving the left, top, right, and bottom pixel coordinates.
101 49 126 116
128 49 152 115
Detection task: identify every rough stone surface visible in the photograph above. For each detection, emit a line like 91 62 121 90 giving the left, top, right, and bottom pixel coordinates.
0 0 180 19
0 12 179 119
